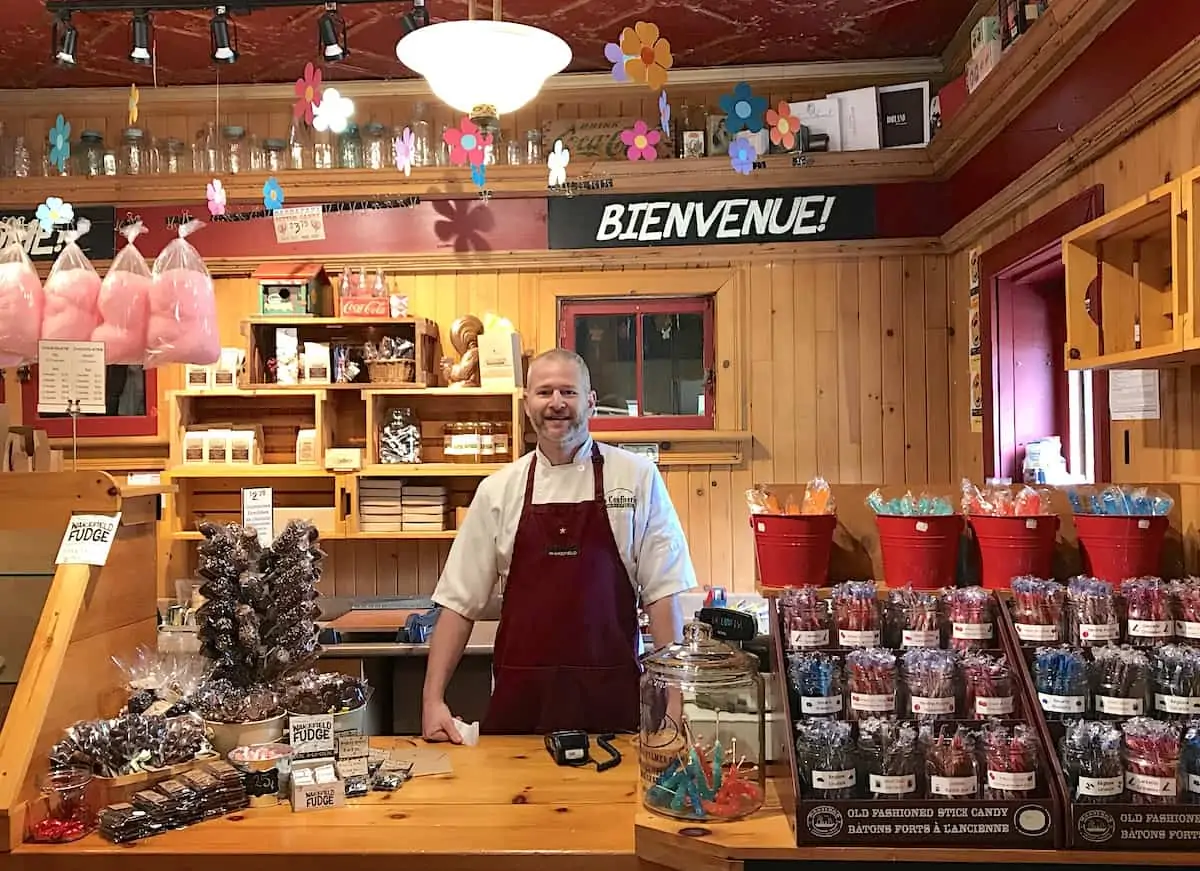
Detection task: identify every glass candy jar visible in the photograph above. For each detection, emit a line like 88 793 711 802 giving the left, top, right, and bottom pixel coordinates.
28 767 93 842
640 621 766 822
362 122 388 170
222 125 247 174
79 131 105 177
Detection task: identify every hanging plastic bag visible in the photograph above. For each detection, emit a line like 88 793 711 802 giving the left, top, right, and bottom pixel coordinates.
94 222 152 364
147 219 219 367
0 225 44 366
42 218 102 342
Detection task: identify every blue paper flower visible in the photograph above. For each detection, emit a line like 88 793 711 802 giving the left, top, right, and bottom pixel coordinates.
48 114 71 173
719 82 767 134
729 137 757 175
659 90 671 136
471 162 486 188
35 197 74 232
263 176 285 212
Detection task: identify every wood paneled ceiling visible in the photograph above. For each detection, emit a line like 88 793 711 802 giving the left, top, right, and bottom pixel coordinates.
8 0 972 89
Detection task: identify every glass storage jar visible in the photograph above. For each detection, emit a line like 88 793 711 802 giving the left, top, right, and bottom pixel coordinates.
79 131 105 177
222 125 247 174
337 123 363 169
362 122 388 170
263 138 288 172
162 138 188 174
640 621 766 822
195 121 221 174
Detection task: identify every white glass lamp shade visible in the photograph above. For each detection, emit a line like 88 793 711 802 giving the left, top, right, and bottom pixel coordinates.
396 20 571 116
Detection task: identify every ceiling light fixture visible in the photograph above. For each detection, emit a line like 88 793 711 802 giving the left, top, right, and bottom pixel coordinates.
130 11 153 65
210 5 237 64
395 0 570 120
317 3 348 62
52 12 78 68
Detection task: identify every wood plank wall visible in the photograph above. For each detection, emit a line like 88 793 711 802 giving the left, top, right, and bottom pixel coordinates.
946 88 1200 569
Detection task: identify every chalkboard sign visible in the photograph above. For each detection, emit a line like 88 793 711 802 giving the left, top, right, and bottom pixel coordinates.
547 185 876 250
0 205 117 261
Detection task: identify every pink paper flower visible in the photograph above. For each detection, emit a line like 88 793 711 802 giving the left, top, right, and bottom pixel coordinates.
206 178 226 217
394 126 415 177
443 117 491 167
620 120 660 162
293 62 324 125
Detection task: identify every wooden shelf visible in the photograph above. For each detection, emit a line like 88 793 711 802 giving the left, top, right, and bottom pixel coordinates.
166 464 331 478
1063 179 1186 370
244 316 431 327
362 386 521 397
173 528 455 541
359 463 507 478
169 387 328 399
593 429 752 443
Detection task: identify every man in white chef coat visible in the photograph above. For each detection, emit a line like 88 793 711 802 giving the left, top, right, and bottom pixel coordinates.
422 348 697 740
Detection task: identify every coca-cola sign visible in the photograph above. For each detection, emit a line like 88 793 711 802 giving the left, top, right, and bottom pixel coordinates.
339 297 390 318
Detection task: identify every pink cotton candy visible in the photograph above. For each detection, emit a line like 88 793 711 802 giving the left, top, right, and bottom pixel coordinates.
0 261 43 366
42 267 102 342
93 271 152 364
146 267 219 366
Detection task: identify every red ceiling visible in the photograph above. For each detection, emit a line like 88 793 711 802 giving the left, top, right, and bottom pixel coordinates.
6 0 973 89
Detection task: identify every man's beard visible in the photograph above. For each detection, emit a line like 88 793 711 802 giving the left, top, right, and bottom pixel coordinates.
534 409 588 444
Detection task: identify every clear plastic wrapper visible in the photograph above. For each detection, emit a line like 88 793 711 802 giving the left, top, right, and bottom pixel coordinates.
1092 645 1151 720
48 711 209 777
1066 576 1120 647
1153 644 1200 721
1033 645 1089 720
961 479 1052 516
831 580 880 648
1121 576 1175 647
884 585 944 649
901 648 958 721
796 719 857 799
787 651 843 718
981 722 1038 800
1183 719 1200 804
845 647 897 721
1060 720 1124 803
779 585 830 650
147 219 219 367
944 586 996 652
865 488 954 516
1010 577 1064 644
94 221 151 364
1122 717 1180 804
0 229 44 366
42 218 101 342
744 478 835 515
1068 484 1173 516
961 652 1016 719
1177 577 1200 642
858 717 921 799
923 723 980 798
112 646 211 718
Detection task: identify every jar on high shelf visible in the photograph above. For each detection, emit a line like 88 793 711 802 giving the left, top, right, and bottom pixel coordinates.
79 131 105 177
362 122 388 170
337 123 363 169
639 621 766 822
288 120 313 170
263 138 289 172
194 121 221 174
162 138 188 174
222 125 247 174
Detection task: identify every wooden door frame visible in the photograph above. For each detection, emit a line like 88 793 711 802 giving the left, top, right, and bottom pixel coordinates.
979 185 1110 481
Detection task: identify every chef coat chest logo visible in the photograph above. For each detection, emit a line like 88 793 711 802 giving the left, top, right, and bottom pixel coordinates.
605 488 637 512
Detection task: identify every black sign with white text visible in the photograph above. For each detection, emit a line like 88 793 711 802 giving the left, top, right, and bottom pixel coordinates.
0 205 117 261
547 185 877 249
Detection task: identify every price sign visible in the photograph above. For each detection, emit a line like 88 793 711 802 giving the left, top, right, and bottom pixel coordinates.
56 513 122 566
273 205 325 244
621 443 660 464
37 340 106 415
241 486 274 547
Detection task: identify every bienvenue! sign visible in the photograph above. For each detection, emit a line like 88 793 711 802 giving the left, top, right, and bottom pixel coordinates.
547 185 877 249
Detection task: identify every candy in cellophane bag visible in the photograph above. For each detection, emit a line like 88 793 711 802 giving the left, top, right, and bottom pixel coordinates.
147 219 219 367
0 228 44 365
745 478 836 516
42 218 102 342
94 221 152 364
960 478 1052 516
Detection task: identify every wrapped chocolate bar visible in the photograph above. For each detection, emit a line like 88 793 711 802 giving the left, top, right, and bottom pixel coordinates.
98 803 160 844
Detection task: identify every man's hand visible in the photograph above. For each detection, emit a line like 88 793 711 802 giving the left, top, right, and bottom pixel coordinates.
422 699 464 744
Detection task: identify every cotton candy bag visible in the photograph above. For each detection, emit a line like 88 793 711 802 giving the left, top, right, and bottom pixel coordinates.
0 229 44 366
147 219 219 367
94 222 152 364
42 218 102 342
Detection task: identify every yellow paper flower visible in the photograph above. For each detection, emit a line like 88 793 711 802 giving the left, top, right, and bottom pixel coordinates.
619 21 672 91
128 84 139 125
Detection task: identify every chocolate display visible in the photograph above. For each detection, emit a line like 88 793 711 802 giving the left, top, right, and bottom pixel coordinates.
280 669 371 715
379 407 421 464
49 712 209 776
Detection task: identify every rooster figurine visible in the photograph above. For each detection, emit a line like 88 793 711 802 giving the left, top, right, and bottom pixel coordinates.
441 314 483 388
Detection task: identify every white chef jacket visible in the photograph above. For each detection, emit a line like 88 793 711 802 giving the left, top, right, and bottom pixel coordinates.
432 437 698 621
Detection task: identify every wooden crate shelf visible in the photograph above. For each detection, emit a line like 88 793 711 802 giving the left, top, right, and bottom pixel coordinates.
359 463 508 478
1063 179 1186 370
365 390 523 467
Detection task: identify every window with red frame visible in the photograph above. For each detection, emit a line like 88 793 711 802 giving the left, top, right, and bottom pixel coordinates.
559 297 714 431
20 364 158 438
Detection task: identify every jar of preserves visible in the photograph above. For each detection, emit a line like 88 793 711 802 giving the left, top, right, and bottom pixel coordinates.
119 127 146 175
263 138 288 172
362 122 388 170
78 131 105 176
443 422 458 462
640 620 766 822
493 422 511 461
459 422 482 464
222 125 246 174
479 421 495 459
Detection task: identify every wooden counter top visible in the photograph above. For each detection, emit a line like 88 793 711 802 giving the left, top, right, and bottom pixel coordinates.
10 736 639 871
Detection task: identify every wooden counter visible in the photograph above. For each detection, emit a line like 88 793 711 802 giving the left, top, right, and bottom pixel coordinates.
10 736 641 871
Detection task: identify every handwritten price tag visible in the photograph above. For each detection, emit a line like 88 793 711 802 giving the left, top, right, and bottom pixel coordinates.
273 205 325 244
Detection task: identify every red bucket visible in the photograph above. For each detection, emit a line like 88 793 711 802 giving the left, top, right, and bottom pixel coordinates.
969 514 1059 590
876 514 964 590
750 513 837 588
1073 514 1168 583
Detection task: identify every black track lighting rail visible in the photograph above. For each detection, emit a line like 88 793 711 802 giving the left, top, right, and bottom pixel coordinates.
47 1 398 12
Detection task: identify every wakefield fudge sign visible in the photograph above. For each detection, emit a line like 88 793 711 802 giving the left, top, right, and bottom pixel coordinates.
547 185 877 250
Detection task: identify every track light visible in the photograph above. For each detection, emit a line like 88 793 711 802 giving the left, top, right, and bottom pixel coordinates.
130 11 153 65
52 13 77 68
401 0 429 35
210 5 237 64
317 3 348 62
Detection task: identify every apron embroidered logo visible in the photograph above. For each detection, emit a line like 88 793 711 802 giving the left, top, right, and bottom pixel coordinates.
547 546 580 557
605 488 637 511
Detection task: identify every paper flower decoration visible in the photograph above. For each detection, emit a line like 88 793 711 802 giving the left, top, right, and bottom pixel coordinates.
658 90 671 136
394 126 415 177
312 87 354 134
443 117 491 167
206 179 227 217
294 62 324 126
620 120 660 162
263 177 285 212
620 21 673 90
471 163 487 188
720 82 768 134
766 101 801 151
547 139 569 187
604 41 629 83
128 84 139 126
729 137 757 175
35 197 73 232
48 114 70 174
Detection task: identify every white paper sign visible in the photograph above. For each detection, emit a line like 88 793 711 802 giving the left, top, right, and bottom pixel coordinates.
37 340 107 415
55 513 122 566
621 443 660 463
1109 369 1160 420
241 487 274 547
273 206 325 244
289 714 335 760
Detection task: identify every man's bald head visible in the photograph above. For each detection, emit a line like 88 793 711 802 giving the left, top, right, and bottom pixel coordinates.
527 348 592 393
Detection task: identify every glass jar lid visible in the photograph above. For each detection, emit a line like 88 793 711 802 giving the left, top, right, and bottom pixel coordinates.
264 138 287 151
643 621 758 684
122 127 144 140
222 125 245 139
81 130 103 142
363 122 386 136
164 138 184 150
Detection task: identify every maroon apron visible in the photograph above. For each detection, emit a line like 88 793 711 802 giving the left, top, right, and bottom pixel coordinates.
482 443 641 734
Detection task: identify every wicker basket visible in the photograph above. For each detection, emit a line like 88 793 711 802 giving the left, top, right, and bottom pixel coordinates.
367 359 416 384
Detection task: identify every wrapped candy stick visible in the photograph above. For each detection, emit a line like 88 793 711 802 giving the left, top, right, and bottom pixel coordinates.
796 719 857 799
982 722 1038 800
885 585 944 649
859 717 921 799
1175 578 1200 642
780 586 830 650
1183 720 1200 804
961 651 1016 719
1010 577 1065 644
787 651 843 718
1122 717 1180 804
846 648 897 721
1153 644 1200 720
1060 720 1124 802
902 648 959 721
925 724 980 798
1067 576 1120 647
1092 645 1151 720
831 580 881 648
1033 646 1089 720
1122 577 1175 647
944 586 995 652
